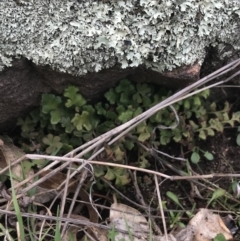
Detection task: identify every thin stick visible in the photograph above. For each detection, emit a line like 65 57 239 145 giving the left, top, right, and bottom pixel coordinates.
25 154 240 180
60 161 72 237
154 175 168 241
131 170 162 235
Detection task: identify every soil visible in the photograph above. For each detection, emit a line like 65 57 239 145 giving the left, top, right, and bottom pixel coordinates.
121 127 240 239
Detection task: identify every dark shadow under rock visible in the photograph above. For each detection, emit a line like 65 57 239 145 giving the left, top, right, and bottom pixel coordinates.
0 58 200 133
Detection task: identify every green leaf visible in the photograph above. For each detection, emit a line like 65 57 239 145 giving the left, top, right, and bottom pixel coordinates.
189 120 199 130
231 181 240 196
73 130 83 137
184 99 190 110
124 140 135 150
64 86 86 108
116 105 125 114
160 135 171 145
133 107 143 117
142 96 152 107
182 130 190 138
115 79 134 93
96 121 115 133
17 117 36 133
206 128 215 136
120 92 131 105
41 94 62 114
232 112 240 124
199 130 206 140
136 122 146 133
222 101 230 112
204 151 214 161
136 83 151 95
150 111 162 123
118 109 133 123
105 88 118 104
214 233 227 241
191 152 200 164
61 143 73 153
173 130 182 142
94 166 106 178
151 94 160 105
21 160 34 173
60 117 75 133
104 167 115 181
42 134 63 154
132 83 151 103
71 111 93 131
104 167 130 186
236 134 240 146
114 169 130 186
82 133 94 141
209 119 224 132
95 102 107 115
193 96 201 106
166 191 184 209
114 147 125 161
83 104 95 114
30 109 41 123
178 222 186 228
9 170 25 241
41 94 63 124
210 102 217 111
138 132 151 142
208 189 226 206
222 113 229 121
186 110 192 118
32 159 48 168
50 109 61 124
139 154 150 168
197 107 207 118
54 207 61 241
105 111 117 120
200 89 210 99
133 92 142 103
108 226 119 241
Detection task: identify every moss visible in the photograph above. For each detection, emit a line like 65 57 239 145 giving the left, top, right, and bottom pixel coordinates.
0 0 240 74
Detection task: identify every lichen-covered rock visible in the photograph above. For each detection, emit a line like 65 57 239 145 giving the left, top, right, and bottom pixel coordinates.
0 0 240 76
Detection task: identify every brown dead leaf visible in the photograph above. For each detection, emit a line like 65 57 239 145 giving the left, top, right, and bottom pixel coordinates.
0 142 25 166
175 209 232 241
0 142 34 191
0 139 4 146
109 195 176 241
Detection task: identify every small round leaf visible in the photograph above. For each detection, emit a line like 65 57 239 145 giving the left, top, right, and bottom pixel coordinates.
204 151 214 161
236 134 240 146
191 152 200 164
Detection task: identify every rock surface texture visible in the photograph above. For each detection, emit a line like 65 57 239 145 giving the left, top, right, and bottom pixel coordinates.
0 0 240 132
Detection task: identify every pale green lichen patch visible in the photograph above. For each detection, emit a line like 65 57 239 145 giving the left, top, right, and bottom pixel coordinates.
0 0 240 75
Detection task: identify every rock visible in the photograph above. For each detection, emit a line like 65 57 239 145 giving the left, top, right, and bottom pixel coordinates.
0 58 49 132
0 0 240 132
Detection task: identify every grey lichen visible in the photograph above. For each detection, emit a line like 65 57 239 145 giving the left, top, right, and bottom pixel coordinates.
0 0 240 75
